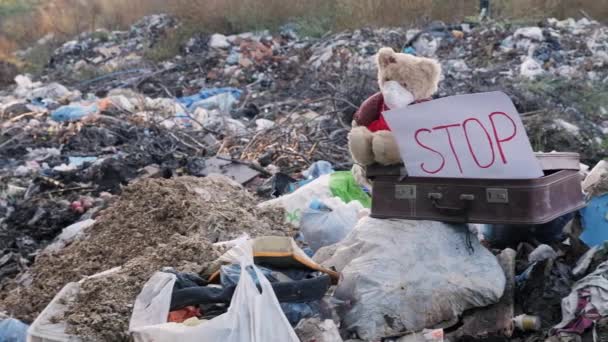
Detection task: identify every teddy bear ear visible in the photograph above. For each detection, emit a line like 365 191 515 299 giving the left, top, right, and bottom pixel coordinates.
377 47 397 68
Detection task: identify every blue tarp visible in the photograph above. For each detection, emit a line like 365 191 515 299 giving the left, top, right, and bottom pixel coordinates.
580 194 608 247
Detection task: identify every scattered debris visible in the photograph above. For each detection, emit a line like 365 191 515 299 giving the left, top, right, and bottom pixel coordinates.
295 317 343 342
0 175 291 340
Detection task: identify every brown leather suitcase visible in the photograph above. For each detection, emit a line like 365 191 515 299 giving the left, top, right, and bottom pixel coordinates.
367 155 585 224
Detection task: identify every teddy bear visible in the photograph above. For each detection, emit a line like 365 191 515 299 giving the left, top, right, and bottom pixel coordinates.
348 47 442 166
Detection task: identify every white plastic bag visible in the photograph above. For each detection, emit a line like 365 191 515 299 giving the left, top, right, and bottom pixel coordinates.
323 217 506 340
258 175 333 226
300 197 364 252
129 242 298 342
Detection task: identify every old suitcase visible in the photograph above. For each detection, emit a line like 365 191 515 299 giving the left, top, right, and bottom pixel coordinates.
367 153 585 225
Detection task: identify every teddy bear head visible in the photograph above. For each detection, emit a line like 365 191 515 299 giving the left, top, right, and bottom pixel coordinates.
376 47 442 100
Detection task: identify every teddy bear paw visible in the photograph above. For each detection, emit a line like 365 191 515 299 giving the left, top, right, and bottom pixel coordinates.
348 126 375 166
372 131 402 166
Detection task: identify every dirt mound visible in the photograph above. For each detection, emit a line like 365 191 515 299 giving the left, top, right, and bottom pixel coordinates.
64 235 220 341
0 175 291 328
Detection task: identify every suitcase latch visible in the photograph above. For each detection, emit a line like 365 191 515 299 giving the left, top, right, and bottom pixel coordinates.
487 188 509 203
395 184 416 199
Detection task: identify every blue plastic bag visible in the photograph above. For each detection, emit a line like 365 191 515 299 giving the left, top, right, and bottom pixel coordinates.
178 87 242 109
402 46 417 55
68 156 98 167
303 161 334 180
51 103 98 122
289 161 335 193
0 318 28 342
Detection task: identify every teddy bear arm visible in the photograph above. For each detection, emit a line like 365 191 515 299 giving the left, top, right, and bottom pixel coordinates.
353 92 383 127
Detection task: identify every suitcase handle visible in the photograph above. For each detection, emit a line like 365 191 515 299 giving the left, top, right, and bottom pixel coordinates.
428 193 475 216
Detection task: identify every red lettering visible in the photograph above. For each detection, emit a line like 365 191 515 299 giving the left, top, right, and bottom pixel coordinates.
489 112 517 164
432 124 463 174
414 128 445 174
463 118 495 168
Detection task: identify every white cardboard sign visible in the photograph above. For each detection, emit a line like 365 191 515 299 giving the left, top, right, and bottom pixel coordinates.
383 91 543 179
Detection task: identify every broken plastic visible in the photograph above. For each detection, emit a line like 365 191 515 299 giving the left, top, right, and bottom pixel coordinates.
295 318 343 342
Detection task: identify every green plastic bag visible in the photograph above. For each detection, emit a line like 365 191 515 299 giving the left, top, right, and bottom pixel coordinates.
329 171 371 208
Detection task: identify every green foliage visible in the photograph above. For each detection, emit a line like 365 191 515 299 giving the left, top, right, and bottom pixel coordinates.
143 24 200 62
222 2 282 33
89 30 111 42
523 76 608 118
294 15 333 38
0 0 34 19
21 42 55 76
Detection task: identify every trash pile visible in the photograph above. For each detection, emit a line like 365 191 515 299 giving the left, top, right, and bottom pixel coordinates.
0 11 607 342
46 14 178 75
1 175 291 340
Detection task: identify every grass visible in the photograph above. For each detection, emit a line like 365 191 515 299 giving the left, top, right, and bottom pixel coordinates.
143 24 201 62
523 77 608 118
88 30 111 43
1 0 608 65
294 15 334 38
0 0 35 19
21 42 57 76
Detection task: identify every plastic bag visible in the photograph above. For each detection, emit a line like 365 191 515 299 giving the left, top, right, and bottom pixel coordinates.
219 264 325 325
43 219 96 253
130 242 298 342
178 87 242 109
303 161 334 180
51 102 98 122
300 197 364 252
259 175 333 226
0 318 28 342
190 92 239 113
328 171 371 208
323 217 505 340
259 171 371 226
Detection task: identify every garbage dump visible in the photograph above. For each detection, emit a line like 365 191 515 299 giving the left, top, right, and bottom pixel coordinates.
0 8 607 342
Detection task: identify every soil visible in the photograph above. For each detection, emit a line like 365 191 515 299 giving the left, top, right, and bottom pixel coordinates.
63 235 219 341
